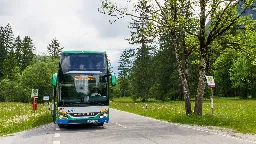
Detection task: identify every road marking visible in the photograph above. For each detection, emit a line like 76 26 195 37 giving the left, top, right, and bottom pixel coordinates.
54 133 60 137
53 141 60 144
115 122 127 129
56 128 60 131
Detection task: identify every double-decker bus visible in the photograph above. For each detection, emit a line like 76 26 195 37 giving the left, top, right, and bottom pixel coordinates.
51 50 116 128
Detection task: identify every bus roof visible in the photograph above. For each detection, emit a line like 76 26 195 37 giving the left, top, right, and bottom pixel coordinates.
61 50 106 54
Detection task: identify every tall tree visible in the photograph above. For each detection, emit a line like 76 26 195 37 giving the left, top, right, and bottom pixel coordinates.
125 0 154 102
100 0 256 115
21 36 36 71
118 48 135 97
0 23 14 79
100 0 194 114
152 34 183 101
14 36 23 69
47 38 64 58
2 47 20 80
193 0 256 115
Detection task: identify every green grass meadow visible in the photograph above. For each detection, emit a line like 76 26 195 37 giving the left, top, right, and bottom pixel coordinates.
110 97 256 134
0 102 52 136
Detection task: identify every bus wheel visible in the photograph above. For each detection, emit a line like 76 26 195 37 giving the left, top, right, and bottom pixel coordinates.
97 123 104 126
58 124 65 128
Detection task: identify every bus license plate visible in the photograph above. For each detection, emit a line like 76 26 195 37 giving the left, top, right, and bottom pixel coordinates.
87 120 98 123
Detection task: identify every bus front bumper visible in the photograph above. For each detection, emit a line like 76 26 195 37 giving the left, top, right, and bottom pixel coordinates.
56 118 109 125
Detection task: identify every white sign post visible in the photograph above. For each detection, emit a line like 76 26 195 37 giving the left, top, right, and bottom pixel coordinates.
43 96 49 101
205 76 215 115
206 76 215 88
43 96 50 110
31 89 38 98
31 89 38 113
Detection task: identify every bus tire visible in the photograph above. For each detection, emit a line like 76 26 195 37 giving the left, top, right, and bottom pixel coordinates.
97 123 104 126
58 124 65 128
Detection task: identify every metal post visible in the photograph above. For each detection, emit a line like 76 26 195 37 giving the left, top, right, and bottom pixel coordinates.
33 97 36 113
210 87 214 115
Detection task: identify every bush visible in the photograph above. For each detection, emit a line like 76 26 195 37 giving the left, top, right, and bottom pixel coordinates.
0 59 58 103
0 79 23 102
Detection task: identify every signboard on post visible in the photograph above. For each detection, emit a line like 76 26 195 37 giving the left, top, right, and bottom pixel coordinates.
31 89 38 98
43 96 50 110
205 76 215 87
205 76 215 115
31 89 38 112
43 96 49 101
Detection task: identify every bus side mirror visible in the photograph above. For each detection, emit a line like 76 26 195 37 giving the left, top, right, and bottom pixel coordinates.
111 73 116 86
52 73 57 87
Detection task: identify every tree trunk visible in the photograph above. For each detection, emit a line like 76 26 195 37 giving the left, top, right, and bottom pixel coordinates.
194 57 206 116
173 40 192 115
194 0 207 116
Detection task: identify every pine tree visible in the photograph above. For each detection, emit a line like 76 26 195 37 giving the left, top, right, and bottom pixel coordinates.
14 36 23 69
2 47 20 80
21 36 36 71
0 23 14 79
118 49 135 96
126 0 154 102
47 38 64 58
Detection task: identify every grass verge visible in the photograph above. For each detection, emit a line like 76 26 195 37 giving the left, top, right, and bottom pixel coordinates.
110 97 256 134
0 102 52 136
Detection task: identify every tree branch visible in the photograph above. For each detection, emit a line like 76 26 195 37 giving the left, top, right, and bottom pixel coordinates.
210 7 247 42
206 0 236 45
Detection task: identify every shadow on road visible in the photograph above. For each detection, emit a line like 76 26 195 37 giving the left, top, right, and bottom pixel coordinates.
61 124 106 131
19 123 106 138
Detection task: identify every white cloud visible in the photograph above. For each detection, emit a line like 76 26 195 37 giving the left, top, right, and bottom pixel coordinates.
0 0 136 73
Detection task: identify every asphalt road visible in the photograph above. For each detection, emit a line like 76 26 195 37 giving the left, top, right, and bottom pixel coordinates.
0 109 255 144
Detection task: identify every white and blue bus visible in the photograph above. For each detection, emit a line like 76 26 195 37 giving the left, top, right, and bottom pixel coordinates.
51 50 116 128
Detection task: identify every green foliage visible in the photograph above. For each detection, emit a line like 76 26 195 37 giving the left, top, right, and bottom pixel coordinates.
100 0 256 116
122 1 155 102
117 48 134 97
14 36 23 67
130 45 153 102
20 36 36 71
0 79 22 102
0 23 14 79
229 54 256 98
213 49 237 97
111 97 256 134
151 44 183 101
2 48 20 80
20 59 59 103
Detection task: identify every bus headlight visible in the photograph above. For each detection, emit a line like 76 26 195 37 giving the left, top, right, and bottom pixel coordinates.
59 114 68 119
58 110 68 119
100 113 108 118
100 108 108 118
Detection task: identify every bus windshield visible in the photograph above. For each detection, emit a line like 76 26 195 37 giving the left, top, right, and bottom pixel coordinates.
60 53 107 74
59 74 108 106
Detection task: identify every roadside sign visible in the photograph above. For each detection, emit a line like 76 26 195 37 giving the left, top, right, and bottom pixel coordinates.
43 96 50 101
205 76 215 87
206 76 215 115
31 89 38 98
